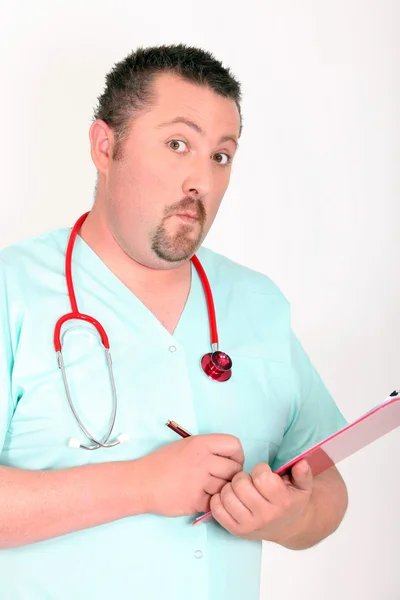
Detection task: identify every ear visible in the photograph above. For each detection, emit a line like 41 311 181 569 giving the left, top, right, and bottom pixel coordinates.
89 119 116 174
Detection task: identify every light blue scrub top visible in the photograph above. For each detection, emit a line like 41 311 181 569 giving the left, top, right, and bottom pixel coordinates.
0 227 347 600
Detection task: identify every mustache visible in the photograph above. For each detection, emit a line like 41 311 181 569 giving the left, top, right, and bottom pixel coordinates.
164 197 207 223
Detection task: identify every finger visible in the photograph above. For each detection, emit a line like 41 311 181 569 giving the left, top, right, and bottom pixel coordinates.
203 475 230 497
219 481 253 523
210 492 242 533
289 460 313 492
252 463 290 506
229 471 267 515
205 434 245 466
196 491 211 514
208 454 243 481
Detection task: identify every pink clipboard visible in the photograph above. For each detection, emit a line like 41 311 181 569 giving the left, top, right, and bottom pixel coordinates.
192 390 400 526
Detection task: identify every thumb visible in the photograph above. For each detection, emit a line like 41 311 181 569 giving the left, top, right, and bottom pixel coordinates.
290 459 313 492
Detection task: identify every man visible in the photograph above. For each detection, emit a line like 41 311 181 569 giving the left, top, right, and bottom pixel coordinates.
0 45 348 599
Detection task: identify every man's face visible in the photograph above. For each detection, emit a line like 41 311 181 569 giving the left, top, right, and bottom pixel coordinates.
98 72 241 269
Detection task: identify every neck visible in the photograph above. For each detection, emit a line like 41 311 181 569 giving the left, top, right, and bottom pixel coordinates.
78 207 191 295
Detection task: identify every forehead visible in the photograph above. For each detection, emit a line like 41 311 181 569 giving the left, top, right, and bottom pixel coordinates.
140 72 241 135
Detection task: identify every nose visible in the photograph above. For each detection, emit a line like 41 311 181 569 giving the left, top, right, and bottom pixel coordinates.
182 157 213 198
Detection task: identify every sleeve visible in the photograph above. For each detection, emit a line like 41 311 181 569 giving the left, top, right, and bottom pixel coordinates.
0 262 15 453
270 330 348 472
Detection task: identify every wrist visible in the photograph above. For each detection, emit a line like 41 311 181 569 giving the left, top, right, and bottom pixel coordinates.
272 497 316 548
114 458 152 517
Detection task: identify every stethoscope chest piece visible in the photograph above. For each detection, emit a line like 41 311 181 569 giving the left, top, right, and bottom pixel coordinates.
201 350 233 382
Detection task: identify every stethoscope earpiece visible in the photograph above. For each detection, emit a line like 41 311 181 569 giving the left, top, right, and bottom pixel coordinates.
68 438 81 449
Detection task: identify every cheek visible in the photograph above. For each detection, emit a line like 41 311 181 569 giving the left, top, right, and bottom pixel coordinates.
207 176 230 215
109 154 160 207
112 158 177 230
108 160 137 201
131 150 176 197
214 165 231 191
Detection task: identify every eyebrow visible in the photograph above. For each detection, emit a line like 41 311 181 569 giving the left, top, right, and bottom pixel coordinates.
156 116 239 149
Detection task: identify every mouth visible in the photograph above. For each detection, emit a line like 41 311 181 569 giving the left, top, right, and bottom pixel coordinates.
173 212 200 223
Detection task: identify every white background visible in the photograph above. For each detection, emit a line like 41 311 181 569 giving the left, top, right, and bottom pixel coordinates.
1 1 399 598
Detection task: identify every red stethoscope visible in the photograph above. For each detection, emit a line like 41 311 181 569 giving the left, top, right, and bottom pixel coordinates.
54 212 233 450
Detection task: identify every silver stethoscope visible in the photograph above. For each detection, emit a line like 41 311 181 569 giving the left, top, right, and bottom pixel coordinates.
55 212 233 450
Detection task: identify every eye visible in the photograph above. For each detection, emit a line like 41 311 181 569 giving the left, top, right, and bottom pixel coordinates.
168 139 187 152
213 152 231 166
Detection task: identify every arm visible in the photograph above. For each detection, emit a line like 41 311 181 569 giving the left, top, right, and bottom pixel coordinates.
0 461 147 549
0 433 245 549
210 330 350 546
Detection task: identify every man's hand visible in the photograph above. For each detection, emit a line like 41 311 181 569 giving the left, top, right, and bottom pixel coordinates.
138 434 244 518
209 459 313 542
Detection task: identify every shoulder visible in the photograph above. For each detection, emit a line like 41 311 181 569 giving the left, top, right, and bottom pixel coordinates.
0 228 69 270
196 245 288 300
195 246 291 363
0 228 70 306
0 228 69 290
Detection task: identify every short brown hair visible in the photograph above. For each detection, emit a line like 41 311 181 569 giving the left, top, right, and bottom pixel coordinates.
92 44 243 160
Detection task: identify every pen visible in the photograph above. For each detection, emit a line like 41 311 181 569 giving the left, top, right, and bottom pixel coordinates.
166 420 192 438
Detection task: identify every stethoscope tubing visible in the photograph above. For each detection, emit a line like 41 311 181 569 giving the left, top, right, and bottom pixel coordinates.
55 212 232 450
